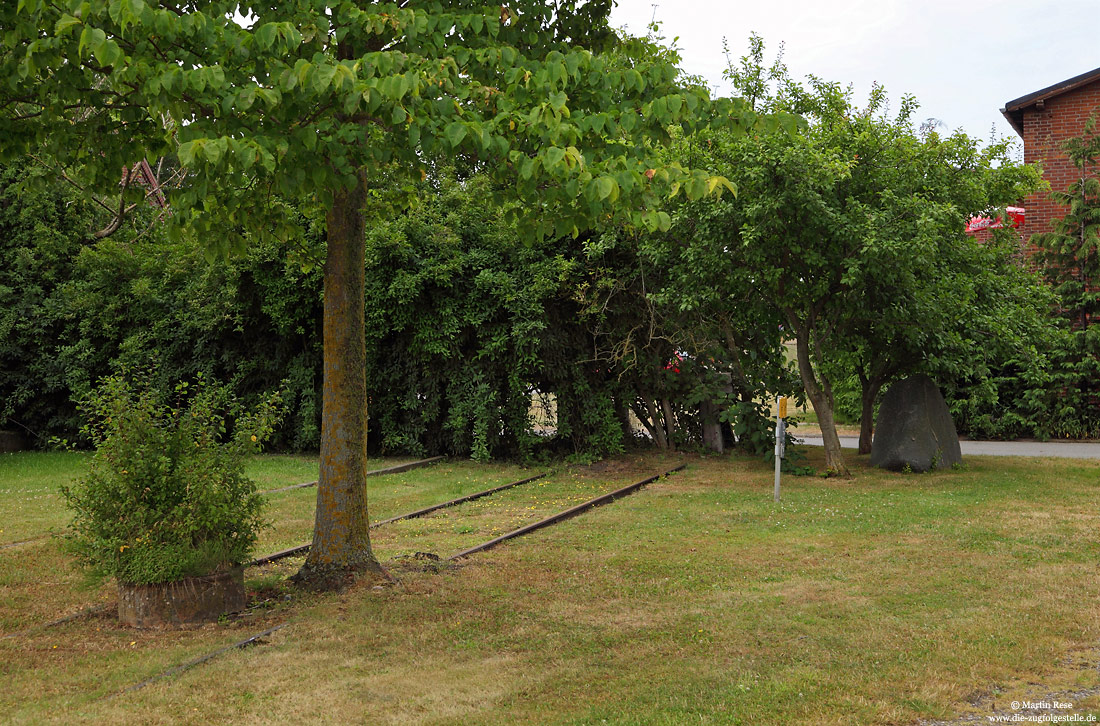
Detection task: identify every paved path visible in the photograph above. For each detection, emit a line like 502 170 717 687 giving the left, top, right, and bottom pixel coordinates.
797 435 1100 459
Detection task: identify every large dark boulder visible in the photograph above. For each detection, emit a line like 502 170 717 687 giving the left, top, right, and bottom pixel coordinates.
870 375 962 472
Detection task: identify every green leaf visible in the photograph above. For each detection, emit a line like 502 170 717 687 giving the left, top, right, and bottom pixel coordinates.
544 146 565 171
78 25 106 59
257 146 276 173
280 68 298 91
520 156 535 180
686 175 707 200
209 66 226 89
177 139 203 167
255 87 280 109
177 140 198 167
54 14 81 35
312 64 337 94
548 91 567 114
254 23 277 50
204 137 226 166
94 39 122 67
445 122 466 148
391 104 407 125
595 176 615 201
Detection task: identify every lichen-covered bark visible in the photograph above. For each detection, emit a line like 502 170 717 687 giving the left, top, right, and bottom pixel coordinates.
294 170 386 589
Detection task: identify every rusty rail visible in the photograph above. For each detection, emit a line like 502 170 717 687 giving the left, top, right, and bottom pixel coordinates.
0 458 451 552
0 534 50 551
371 473 547 527
260 456 446 495
1 604 110 640
112 624 288 698
246 471 548 567
448 464 685 561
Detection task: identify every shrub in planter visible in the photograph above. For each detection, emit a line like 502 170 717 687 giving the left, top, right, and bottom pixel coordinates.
61 374 282 626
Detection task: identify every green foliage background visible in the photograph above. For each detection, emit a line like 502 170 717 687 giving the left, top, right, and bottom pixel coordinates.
0 161 647 458
2 111 1096 457
0 160 324 450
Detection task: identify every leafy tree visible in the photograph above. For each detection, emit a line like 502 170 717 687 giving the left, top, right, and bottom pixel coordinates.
3 2 784 587
364 169 575 461
588 197 800 457
819 127 1046 454
702 38 1042 474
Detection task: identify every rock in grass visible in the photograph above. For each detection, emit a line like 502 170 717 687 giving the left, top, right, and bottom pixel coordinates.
870 375 962 472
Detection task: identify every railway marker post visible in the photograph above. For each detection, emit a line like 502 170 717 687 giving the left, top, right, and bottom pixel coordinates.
774 396 787 502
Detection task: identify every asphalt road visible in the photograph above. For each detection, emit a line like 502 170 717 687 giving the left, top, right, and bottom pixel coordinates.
797 435 1100 460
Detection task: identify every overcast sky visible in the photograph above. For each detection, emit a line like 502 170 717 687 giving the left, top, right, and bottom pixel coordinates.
609 0 1099 153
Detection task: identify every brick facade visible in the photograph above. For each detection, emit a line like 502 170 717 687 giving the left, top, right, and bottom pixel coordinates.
1003 67 1100 253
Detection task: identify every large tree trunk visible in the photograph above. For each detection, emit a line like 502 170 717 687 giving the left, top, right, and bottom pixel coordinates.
293 171 387 590
793 333 849 477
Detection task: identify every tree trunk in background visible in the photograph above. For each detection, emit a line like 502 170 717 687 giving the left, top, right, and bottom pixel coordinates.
629 400 659 445
661 397 676 451
644 397 667 449
858 375 885 455
293 170 387 589
793 333 849 477
701 398 724 454
614 396 634 443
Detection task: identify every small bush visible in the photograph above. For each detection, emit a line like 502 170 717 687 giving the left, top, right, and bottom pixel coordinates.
60 374 282 585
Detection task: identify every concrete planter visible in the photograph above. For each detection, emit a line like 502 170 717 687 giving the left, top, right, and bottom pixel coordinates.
118 568 246 628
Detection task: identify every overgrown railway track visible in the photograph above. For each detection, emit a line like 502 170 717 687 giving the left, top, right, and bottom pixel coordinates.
6 463 685 701
100 464 685 698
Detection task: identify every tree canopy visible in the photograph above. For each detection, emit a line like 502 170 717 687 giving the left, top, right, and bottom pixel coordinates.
2 1 801 587
651 40 1046 474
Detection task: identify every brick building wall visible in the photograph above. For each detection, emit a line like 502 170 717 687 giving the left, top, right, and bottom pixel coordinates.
1004 69 1100 254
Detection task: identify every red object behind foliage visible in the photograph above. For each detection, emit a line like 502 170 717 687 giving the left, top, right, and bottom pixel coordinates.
965 206 1025 233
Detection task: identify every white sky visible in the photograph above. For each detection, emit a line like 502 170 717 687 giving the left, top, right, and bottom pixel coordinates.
609 0 1100 152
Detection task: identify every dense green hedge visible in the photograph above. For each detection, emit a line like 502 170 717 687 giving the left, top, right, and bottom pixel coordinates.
1 161 324 450
0 164 637 458
3 159 1095 456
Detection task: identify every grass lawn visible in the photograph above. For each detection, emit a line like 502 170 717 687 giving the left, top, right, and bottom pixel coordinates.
2 448 1100 724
